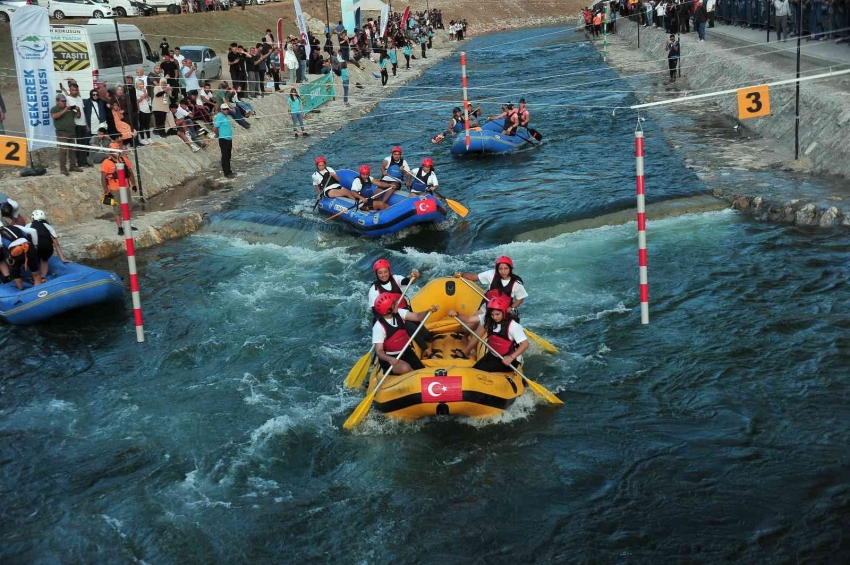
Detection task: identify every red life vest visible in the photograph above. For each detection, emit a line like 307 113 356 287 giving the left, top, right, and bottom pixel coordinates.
378 314 411 353
487 320 517 357
374 277 409 309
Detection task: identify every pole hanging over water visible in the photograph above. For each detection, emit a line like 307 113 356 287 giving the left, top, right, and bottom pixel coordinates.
635 124 649 325
117 163 145 343
602 4 608 63
460 52 471 150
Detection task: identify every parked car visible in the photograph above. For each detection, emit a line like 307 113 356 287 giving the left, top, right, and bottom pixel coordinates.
0 3 16 22
47 0 114 19
130 0 154 14
91 0 138 16
140 0 178 12
179 45 221 81
0 0 40 7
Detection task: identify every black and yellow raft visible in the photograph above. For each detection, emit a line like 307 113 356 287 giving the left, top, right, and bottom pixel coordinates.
365 277 527 421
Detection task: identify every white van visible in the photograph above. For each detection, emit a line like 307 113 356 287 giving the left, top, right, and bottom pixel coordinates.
50 22 160 94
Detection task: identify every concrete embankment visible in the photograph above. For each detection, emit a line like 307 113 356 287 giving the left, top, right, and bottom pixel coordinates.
594 19 850 229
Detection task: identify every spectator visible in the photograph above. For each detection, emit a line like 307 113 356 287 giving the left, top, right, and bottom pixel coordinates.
339 30 350 62
0 92 5 134
50 93 81 176
135 79 153 145
152 78 172 137
269 47 283 91
774 0 790 41
213 103 237 179
297 40 308 83
89 126 113 163
176 99 206 143
182 59 201 98
215 82 250 129
187 92 213 130
160 53 180 103
173 47 185 67
164 103 202 152
285 43 299 86
63 82 91 167
160 37 170 57
286 87 308 137
233 86 255 116
696 1 708 41
199 82 217 112
341 62 350 107
110 86 134 146
666 34 680 82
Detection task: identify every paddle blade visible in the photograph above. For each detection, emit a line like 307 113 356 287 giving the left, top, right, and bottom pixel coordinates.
343 389 378 430
445 198 469 218
345 351 372 389
524 378 564 406
431 133 446 144
526 329 558 354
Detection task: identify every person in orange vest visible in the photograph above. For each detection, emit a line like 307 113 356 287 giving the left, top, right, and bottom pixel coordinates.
592 11 603 37
100 143 138 236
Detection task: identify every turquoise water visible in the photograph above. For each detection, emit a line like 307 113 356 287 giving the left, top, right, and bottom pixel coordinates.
1 26 849 563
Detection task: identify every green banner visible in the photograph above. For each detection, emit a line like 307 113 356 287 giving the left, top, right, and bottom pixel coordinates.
299 73 336 114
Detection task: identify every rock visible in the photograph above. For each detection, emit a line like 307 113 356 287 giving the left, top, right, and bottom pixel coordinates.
734 197 750 211
752 196 764 211
819 206 841 227
795 203 818 226
711 188 725 197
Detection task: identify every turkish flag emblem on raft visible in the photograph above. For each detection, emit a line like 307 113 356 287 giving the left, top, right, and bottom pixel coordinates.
421 376 463 402
415 198 437 215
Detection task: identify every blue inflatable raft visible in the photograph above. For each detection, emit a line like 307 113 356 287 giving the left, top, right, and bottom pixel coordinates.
0 257 124 324
450 119 541 155
317 169 448 237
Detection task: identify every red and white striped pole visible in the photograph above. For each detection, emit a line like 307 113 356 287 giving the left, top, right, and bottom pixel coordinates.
460 51 471 150
635 128 649 325
117 162 145 342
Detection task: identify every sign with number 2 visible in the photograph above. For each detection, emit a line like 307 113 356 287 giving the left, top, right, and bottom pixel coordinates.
0 136 27 167
737 85 771 120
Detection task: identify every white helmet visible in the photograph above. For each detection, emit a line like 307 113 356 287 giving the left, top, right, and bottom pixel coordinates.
31 209 46 221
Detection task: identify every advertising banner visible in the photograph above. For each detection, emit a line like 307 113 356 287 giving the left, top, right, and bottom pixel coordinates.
293 0 311 58
11 6 56 150
298 73 336 115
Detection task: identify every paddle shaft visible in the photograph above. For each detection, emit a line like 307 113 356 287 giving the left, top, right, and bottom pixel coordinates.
326 186 393 221
453 316 528 381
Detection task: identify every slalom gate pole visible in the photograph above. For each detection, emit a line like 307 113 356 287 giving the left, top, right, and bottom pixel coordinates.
117 163 145 343
460 52 470 150
602 3 608 63
635 124 649 325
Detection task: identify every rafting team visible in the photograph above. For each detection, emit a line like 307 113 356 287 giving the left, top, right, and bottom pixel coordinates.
368 256 530 376
444 99 532 137
312 146 441 211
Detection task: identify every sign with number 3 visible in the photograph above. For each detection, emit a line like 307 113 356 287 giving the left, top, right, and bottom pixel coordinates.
0 136 28 167
737 85 771 120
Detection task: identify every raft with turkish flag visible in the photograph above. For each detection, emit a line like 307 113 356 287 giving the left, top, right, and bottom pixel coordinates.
362 277 529 421
317 169 447 237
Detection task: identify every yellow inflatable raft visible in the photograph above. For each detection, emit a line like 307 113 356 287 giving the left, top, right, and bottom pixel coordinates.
365 277 527 420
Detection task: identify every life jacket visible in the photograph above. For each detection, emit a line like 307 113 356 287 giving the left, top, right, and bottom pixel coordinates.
101 157 132 191
385 156 403 180
357 175 376 198
411 168 433 192
29 220 54 253
378 314 411 353
489 273 523 299
450 117 464 133
517 107 530 125
487 320 517 357
1 225 32 269
373 277 409 309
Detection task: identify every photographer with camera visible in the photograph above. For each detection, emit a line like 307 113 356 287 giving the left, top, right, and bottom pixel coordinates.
50 93 82 176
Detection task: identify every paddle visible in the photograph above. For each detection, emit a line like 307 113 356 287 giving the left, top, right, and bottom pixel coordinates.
457 276 558 354
326 187 393 221
343 311 434 430
344 277 417 389
313 172 339 211
402 168 469 218
453 316 563 406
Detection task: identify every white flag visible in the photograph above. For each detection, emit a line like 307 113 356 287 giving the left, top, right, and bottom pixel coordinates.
380 4 389 37
293 0 311 59
11 6 56 150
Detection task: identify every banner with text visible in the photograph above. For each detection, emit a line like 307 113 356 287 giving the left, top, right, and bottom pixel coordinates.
298 73 336 115
380 4 389 37
293 0 311 58
11 6 56 150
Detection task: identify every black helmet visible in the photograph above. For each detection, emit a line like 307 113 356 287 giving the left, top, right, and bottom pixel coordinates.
0 202 12 218
453 106 461 114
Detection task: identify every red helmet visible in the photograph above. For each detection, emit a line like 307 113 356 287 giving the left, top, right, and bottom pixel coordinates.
487 295 511 314
484 289 502 301
495 256 514 270
359 165 371 175
315 156 326 165
392 146 402 154
422 158 433 167
373 258 391 274
374 292 402 316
